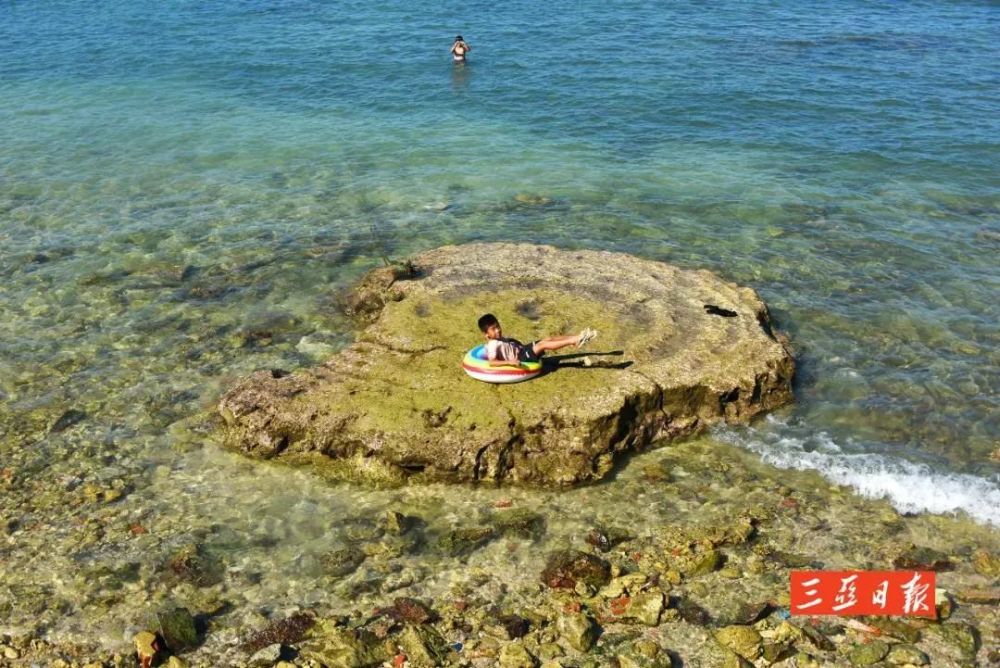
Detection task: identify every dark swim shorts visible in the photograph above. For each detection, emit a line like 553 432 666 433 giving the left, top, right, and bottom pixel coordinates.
517 340 541 362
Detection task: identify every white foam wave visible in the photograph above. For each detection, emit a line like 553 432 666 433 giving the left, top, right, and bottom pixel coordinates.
717 417 1000 527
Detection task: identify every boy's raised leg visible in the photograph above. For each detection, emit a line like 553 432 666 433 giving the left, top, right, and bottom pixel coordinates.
531 329 598 356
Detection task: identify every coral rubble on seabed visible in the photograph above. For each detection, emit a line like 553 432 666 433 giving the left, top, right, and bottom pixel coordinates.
1 439 997 667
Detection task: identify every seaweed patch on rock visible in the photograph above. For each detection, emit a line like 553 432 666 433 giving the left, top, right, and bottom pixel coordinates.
217 243 795 486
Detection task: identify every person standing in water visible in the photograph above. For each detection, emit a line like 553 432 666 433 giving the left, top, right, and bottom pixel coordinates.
450 35 471 63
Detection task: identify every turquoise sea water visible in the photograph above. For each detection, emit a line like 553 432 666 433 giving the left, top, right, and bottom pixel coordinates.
1 0 998 651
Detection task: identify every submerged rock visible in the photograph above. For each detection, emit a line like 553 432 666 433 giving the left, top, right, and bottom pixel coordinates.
955 587 1000 605
50 409 87 433
798 623 836 652
298 620 389 668
396 624 451 667
620 590 665 626
496 614 531 639
241 612 316 653
379 597 436 624
885 644 929 666
585 525 632 552
721 653 754 668
498 642 537 668
380 510 423 535
714 600 771 627
238 309 302 346
556 612 598 652
492 509 547 540
892 544 954 571
541 550 611 590
321 547 366 577
133 631 160 668
151 606 198 652
673 597 711 626
714 626 762 661
761 641 794 664
929 622 979 660
847 639 889 666
513 193 553 206
681 548 723 576
438 526 496 556
864 617 920 643
247 643 283 667
218 243 794 486
164 543 225 587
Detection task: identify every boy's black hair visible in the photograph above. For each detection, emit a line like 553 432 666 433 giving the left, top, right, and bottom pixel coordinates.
455 35 463 41
477 313 498 333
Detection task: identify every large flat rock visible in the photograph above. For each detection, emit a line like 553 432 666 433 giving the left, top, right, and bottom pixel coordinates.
217 243 794 486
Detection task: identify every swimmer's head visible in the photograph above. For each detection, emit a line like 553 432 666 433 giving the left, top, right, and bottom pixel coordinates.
455 35 463 41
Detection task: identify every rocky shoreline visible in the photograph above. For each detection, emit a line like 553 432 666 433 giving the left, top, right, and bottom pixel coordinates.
2 438 997 667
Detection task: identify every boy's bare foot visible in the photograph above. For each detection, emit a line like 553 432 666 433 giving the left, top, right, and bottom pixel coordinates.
576 327 598 349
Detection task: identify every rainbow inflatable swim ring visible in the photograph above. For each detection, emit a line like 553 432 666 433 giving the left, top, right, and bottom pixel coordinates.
462 344 542 384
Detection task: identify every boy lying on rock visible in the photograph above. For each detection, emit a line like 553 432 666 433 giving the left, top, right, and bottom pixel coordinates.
478 313 597 366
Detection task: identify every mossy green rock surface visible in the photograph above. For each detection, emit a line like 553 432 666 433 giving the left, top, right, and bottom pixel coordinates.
557 612 599 652
714 626 763 661
930 622 979 659
218 243 794 485
848 640 889 666
298 623 389 668
886 644 929 666
498 642 537 668
397 624 451 667
152 606 198 652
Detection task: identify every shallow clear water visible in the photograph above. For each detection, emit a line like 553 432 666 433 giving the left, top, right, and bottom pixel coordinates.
0 0 998 651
